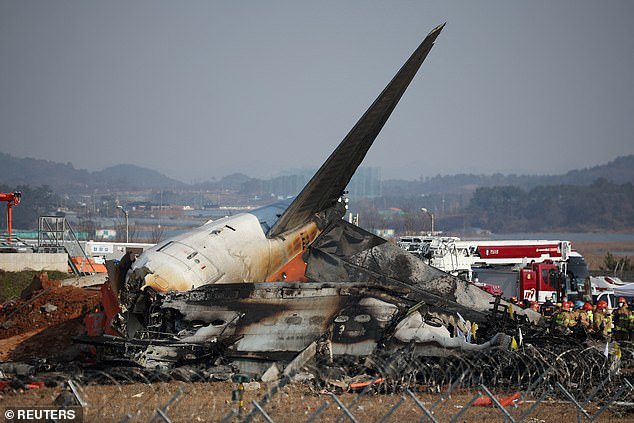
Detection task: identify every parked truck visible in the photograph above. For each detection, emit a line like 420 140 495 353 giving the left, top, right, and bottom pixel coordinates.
398 236 589 302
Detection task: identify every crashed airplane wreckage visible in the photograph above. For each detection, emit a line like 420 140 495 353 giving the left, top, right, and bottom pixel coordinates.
79 24 539 373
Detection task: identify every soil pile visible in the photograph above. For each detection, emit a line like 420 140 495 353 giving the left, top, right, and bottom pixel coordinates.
0 273 100 361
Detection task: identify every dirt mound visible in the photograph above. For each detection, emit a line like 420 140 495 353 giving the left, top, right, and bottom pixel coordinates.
0 286 99 340
0 273 101 360
19 272 62 300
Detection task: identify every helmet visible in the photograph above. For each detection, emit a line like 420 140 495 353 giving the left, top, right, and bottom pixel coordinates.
582 302 593 311
562 301 572 311
597 300 608 310
510 296 518 304
574 300 584 310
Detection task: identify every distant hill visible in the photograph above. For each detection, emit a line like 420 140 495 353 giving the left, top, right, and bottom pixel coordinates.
0 153 184 194
1 152 631 197
0 153 90 192
557 155 634 186
91 164 185 191
382 155 634 195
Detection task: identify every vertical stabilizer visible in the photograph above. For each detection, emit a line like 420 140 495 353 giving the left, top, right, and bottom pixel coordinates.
268 24 445 238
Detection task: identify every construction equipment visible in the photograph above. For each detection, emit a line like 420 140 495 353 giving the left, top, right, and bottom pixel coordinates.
0 191 21 243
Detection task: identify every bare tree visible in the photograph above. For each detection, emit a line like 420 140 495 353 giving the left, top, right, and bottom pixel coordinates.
150 225 164 244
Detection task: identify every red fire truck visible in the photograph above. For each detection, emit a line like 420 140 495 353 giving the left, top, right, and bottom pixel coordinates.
518 260 566 303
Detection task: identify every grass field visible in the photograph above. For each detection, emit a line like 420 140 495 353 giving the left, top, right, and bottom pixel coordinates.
573 240 634 279
0 270 71 303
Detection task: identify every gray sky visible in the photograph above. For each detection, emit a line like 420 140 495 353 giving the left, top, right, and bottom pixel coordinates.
1 1 633 182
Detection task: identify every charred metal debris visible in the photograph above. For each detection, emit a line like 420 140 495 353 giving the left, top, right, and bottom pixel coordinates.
68 220 633 396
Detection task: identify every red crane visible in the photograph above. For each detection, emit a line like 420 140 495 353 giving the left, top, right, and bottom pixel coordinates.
0 192 21 243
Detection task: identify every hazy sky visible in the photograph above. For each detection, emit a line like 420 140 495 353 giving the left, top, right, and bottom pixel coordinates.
1 1 633 182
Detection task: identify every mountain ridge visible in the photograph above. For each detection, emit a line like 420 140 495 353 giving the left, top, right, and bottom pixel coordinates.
0 152 632 195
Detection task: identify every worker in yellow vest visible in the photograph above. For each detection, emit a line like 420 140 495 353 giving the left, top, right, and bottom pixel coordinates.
554 301 573 334
593 300 612 339
578 302 594 332
613 297 630 341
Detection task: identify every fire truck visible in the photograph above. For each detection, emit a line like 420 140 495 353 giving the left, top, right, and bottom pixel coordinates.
398 236 588 302
515 250 590 303
518 260 564 303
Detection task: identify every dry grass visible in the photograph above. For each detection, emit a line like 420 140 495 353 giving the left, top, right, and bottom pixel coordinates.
0 270 71 303
573 240 634 273
1 381 631 422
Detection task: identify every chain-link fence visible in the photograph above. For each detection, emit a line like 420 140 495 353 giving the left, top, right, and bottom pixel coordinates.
12 342 631 422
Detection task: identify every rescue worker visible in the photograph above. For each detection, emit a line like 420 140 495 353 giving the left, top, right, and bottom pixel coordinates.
530 301 540 312
510 296 518 305
593 300 611 338
613 297 630 341
578 302 594 332
568 300 585 328
554 301 573 334
540 298 556 319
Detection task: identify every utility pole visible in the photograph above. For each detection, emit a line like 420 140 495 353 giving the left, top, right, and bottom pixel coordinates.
116 205 129 243
421 207 434 235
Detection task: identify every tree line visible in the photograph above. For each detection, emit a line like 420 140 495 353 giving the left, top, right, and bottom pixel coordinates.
467 179 634 232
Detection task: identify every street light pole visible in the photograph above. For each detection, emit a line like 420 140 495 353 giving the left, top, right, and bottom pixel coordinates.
116 205 129 243
421 207 434 235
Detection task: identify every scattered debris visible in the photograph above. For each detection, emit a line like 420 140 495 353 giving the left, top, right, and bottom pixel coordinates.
40 303 58 314
243 381 261 391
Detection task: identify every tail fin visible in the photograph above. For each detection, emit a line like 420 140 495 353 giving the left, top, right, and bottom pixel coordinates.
268 24 445 238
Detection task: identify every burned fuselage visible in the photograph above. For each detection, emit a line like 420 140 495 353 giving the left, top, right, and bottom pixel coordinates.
120 208 322 308
91 220 535 370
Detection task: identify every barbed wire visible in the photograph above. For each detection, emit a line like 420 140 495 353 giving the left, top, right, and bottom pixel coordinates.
5 342 628 421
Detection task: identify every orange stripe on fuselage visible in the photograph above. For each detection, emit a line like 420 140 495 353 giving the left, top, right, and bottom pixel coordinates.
266 251 308 282
266 221 320 282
